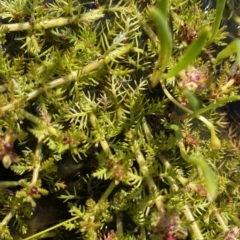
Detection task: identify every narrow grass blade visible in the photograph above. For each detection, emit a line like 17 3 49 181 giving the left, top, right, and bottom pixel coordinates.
155 0 168 19
150 8 172 75
179 145 217 200
165 29 209 78
183 89 200 112
208 0 226 44
215 39 240 64
190 155 217 200
169 124 182 140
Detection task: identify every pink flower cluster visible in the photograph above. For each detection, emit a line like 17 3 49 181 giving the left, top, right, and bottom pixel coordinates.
179 67 207 92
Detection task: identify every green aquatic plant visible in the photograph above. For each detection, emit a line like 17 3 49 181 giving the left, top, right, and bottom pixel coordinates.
0 0 240 239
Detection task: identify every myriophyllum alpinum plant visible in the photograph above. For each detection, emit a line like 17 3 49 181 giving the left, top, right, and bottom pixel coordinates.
0 0 240 239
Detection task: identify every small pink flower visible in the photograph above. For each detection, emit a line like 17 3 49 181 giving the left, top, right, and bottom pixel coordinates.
179 66 207 92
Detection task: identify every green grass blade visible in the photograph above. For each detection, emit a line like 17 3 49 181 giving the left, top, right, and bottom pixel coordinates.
190 156 217 200
236 39 240 65
155 0 168 19
183 89 200 112
179 145 217 200
169 124 182 140
150 8 172 75
215 39 240 62
208 0 226 44
165 28 209 78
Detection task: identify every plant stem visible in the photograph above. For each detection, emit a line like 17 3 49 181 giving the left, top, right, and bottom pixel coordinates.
0 181 20 188
116 213 124 239
197 95 240 114
141 117 153 142
138 119 166 212
159 155 211 239
208 0 226 44
100 181 116 201
159 155 204 238
150 5 172 88
169 95 240 120
21 110 59 137
161 81 221 149
4 10 104 32
183 204 204 240
22 216 79 240
0 207 15 226
0 44 132 114
89 113 113 157
142 23 159 45
135 150 164 213
159 155 204 192
23 181 116 240
197 115 221 149
161 82 193 114
213 208 229 232
30 140 42 186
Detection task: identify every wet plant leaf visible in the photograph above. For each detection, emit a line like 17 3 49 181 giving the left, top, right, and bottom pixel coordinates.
165 28 209 78
209 0 226 44
150 3 172 86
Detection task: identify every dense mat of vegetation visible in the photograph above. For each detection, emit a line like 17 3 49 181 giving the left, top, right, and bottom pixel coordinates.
0 0 240 239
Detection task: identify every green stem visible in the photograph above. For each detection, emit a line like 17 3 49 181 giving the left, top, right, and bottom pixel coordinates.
0 181 20 188
197 115 221 149
183 204 204 240
208 0 226 44
160 154 204 238
179 142 217 199
169 94 240 122
30 140 42 186
22 216 79 240
21 110 59 137
24 181 116 240
100 181 116 201
5 17 75 31
138 120 166 212
230 215 240 227
116 213 124 239
213 208 229 232
142 23 159 46
135 150 164 213
150 4 172 88
160 155 227 234
0 44 132 114
161 82 193 114
141 117 153 142
165 28 209 78
197 95 240 115
162 81 221 149
159 155 201 191
140 227 147 240
141 119 166 204
89 113 113 157
0 207 15 226
4 10 104 32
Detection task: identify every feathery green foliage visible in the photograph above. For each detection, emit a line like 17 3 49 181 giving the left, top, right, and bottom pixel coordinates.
0 0 240 239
